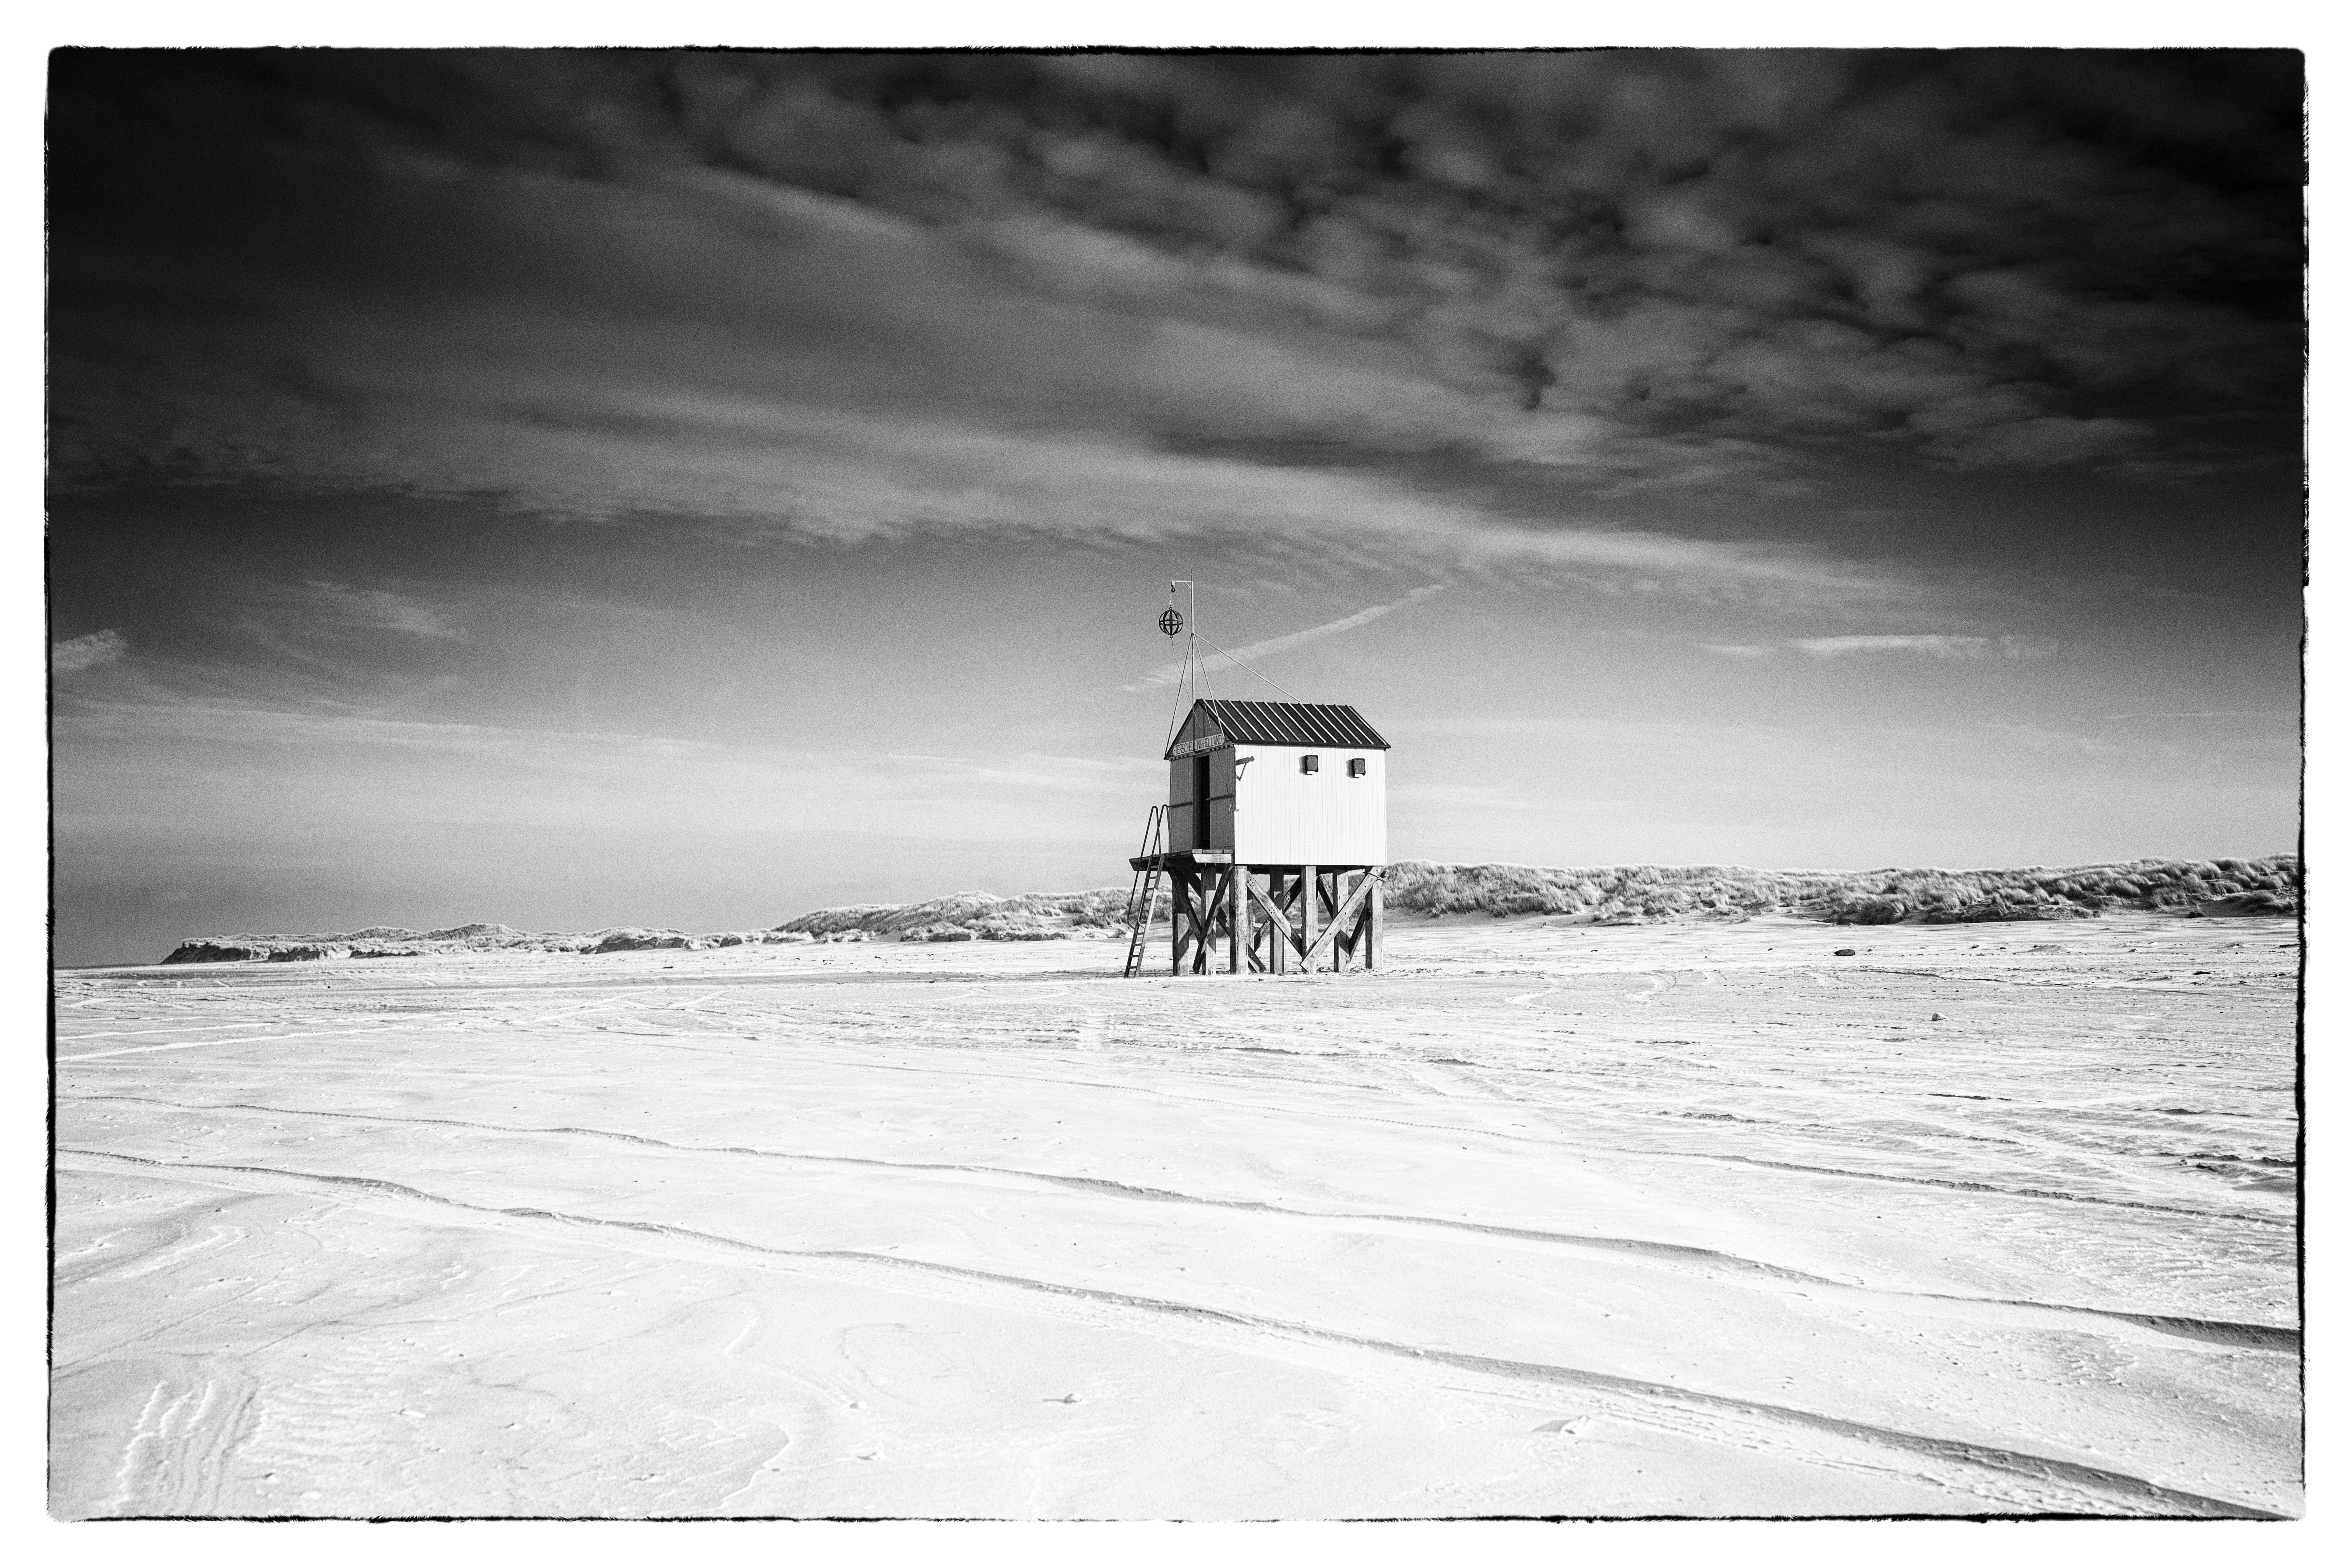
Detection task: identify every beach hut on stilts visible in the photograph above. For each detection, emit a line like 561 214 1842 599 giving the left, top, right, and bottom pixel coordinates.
1120 584 1391 977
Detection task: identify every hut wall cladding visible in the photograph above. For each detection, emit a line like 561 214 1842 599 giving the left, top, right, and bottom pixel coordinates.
1234 745 1386 865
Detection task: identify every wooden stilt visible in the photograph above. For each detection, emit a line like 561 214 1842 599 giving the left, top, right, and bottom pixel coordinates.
1195 868 1218 974
1345 870 1364 968
1366 873 1384 971
1195 877 1212 973
1268 872 1288 974
1349 871 1369 968
1299 864 1318 973
1170 866 1189 975
1229 862 1250 974
1326 871 1341 965
1335 871 1356 969
1195 868 1209 973
1205 872 1216 970
1242 871 1259 973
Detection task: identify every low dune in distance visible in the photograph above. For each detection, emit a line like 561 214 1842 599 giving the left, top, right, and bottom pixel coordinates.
155 924 816 966
148 856 2300 967
1385 855 2301 927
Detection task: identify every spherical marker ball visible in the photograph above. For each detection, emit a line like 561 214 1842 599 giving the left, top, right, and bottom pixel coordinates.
1158 607 1185 637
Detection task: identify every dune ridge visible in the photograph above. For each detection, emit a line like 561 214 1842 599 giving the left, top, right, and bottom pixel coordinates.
153 856 2298 965
1385 855 2301 927
158 925 816 966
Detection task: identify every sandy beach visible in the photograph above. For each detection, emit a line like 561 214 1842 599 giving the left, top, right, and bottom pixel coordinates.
52 912 2298 1518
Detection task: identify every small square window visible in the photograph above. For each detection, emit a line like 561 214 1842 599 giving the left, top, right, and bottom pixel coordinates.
1347 757 1367 777
1301 754 1320 774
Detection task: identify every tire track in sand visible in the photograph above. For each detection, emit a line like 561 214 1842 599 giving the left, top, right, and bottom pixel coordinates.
63 1093 2295 1353
58 1147 2286 1518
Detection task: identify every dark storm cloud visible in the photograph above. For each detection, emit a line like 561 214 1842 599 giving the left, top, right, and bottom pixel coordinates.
619 50 2300 466
46 50 2302 593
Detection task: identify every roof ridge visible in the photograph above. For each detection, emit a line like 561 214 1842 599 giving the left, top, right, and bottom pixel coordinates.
1167 696 1389 756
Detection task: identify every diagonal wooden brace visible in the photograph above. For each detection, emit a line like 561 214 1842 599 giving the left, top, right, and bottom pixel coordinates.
1248 880 1305 962
1304 870 1382 968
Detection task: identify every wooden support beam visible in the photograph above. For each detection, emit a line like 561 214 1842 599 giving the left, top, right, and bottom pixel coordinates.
1169 867 1188 975
1298 863 1318 972
1366 871 1384 970
1197 884 1213 972
1187 870 1204 974
1283 870 1297 971
1228 863 1250 974
1195 869 1222 974
1338 871 1360 969
1189 869 1204 972
1328 872 1341 966
1284 871 1304 970
1327 872 1343 970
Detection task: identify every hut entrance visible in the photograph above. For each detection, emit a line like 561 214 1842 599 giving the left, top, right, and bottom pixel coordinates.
1191 753 1213 849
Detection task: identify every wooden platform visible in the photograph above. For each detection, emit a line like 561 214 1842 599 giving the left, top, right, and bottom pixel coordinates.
1127 849 1230 871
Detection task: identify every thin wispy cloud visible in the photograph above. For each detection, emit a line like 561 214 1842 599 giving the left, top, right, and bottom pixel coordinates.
1701 634 2051 659
1792 635 2048 659
318 583 465 640
1122 586 1444 691
1984 721 2121 756
54 698 1151 844
234 581 467 642
2098 710 2295 721
52 628 127 674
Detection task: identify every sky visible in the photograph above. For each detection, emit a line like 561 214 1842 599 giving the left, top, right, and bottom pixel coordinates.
46 48 2305 965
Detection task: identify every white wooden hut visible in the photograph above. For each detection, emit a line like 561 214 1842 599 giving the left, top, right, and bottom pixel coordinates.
1127 699 1391 976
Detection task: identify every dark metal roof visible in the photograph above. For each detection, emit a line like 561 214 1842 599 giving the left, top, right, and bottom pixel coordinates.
1165 699 1390 758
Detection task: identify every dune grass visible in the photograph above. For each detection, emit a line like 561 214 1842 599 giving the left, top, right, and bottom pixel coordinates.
1380 856 2301 926
775 889 1132 943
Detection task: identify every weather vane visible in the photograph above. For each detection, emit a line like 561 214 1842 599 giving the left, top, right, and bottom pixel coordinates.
1160 581 1189 640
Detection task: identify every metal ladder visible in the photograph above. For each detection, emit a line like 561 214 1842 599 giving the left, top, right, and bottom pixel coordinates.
1120 804 1167 978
